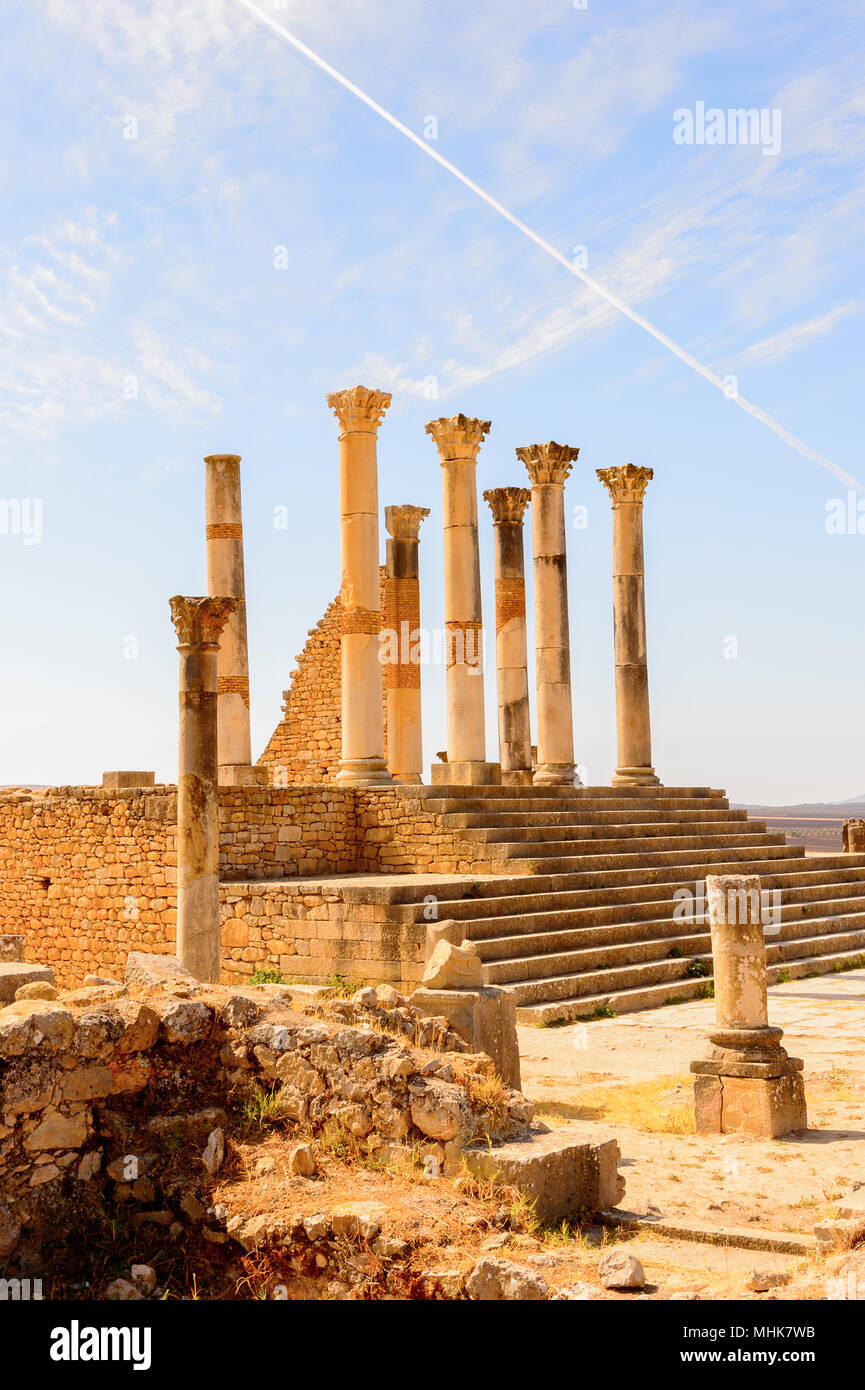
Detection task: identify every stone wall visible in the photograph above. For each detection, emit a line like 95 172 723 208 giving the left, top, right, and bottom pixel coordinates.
0 785 500 990
257 575 389 785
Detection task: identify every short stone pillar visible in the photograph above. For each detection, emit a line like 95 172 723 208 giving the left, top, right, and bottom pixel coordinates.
169 594 236 983
843 818 865 853
596 463 660 787
484 487 532 784
326 386 393 788
691 874 807 1138
426 414 499 785
383 504 430 783
205 453 267 787
517 441 580 786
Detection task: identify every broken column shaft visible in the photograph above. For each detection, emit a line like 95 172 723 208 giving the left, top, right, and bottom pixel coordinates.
169 594 236 983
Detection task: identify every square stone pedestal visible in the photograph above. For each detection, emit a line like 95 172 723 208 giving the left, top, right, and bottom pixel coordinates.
501 769 533 787
430 761 501 786
411 984 520 1090
218 764 271 788
692 1062 807 1138
102 771 155 790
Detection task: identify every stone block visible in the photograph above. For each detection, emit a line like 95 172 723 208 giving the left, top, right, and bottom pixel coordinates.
421 940 484 990
423 919 463 964
0 962 54 1006
411 984 521 1090
125 952 198 991
445 1125 624 1223
218 765 270 788
430 761 501 786
693 1068 807 1138
102 772 155 789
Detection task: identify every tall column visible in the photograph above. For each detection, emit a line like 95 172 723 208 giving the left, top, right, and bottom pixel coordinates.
383 505 429 783
517 441 579 786
483 487 532 784
204 453 267 787
326 386 393 788
426 414 498 785
169 594 236 983
596 464 660 786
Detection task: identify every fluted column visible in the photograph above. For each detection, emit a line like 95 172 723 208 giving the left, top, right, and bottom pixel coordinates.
169 594 236 983
204 453 267 787
596 463 660 786
517 441 579 786
326 386 393 788
484 487 532 783
426 414 497 783
383 504 429 783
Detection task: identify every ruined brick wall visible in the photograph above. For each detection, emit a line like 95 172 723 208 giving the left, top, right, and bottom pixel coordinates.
257 573 388 785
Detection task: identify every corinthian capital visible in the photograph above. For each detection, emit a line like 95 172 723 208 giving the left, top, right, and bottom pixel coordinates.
483 486 531 525
516 441 579 486
385 504 430 541
170 595 237 648
326 386 392 435
425 414 491 462
596 463 654 505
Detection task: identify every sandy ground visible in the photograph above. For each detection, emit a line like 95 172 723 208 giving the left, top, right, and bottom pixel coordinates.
516 969 865 1293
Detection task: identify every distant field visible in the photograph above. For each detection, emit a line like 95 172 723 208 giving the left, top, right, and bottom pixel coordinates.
734 802 865 854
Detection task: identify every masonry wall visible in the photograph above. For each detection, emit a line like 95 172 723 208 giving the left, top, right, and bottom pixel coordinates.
0 785 497 990
257 574 389 785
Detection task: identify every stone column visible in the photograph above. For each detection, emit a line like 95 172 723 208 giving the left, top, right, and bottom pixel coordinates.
426 414 498 785
517 442 579 786
383 504 429 783
204 453 267 787
691 874 807 1138
484 487 532 784
169 594 236 983
326 386 393 787
596 463 660 787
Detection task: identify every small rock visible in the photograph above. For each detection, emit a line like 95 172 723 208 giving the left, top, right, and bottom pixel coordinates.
745 1270 791 1292
330 1201 386 1241
598 1248 645 1290
105 1278 143 1301
551 1283 597 1300
202 1128 225 1176
288 1142 316 1178
375 984 407 1008
130 1264 157 1295
15 981 58 1001
77 1151 102 1182
180 1192 207 1222
466 1257 548 1301
351 987 378 1007
303 1214 330 1241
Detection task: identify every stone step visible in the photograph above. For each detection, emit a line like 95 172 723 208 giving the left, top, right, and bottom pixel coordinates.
514 945 865 1024
443 807 747 828
464 823 775 848
425 794 731 815
500 841 804 874
482 913 865 984
471 904 865 962
417 784 723 801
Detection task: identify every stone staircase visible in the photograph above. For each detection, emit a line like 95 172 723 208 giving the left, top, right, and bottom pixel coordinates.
366 785 865 1023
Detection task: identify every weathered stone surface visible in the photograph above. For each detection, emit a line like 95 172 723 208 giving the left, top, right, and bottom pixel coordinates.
0 1001 74 1054
83 975 123 988
598 1248 645 1289
105 1278 143 1300
125 953 198 992
202 1127 225 1176
131 1264 157 1294
0 935 25 963
0 963 54 1005
421 939 484 990
159 1000 213 1044
24 1110 89 1152
410 1081 470 1142
288 1142 316 1177
411 984 521 1090
745 1269 791 1291
466 1256 548 1301
445 1124 624 1222
330 1200 387 1240
693 1070 807 1139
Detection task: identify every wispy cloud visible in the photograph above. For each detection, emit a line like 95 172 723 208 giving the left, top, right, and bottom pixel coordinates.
744 303 859 363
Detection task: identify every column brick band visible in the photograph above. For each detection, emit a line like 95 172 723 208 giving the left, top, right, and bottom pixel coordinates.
217 674 250 708
341 607 382 636
206 523 244 540
494 577 526 633
445 619 483 668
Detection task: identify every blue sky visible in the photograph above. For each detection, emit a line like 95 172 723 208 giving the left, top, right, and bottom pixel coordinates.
0 0 863 802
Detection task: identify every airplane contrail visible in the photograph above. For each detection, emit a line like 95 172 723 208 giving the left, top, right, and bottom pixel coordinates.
232 0 863 494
